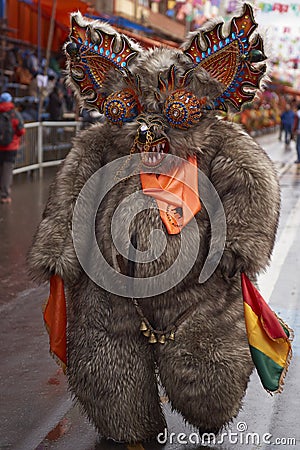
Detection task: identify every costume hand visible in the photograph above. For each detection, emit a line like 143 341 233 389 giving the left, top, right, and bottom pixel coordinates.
219 249 244 282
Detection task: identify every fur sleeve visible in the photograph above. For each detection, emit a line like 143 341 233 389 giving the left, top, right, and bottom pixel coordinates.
210 123 280 277
27 124 105 284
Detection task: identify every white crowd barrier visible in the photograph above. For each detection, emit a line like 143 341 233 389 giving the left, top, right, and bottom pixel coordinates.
13 121 81 176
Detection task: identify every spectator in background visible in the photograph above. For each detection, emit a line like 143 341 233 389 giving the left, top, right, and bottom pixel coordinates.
14 63 32 85
64 85 75 112
16 99 38 122
278 118 283 141
5 47 17 69
49 56 62 77
36 71 48 97
293 104 300 164
46 75 57 97
28 73 39 98
0 92 25 204
47 85 64 121
280 104 295 148
27 51 39 75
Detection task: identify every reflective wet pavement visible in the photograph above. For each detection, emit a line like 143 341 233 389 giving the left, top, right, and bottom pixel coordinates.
0 133 299 449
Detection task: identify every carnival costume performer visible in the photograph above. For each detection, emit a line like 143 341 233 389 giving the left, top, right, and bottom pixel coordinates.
28 4 292 443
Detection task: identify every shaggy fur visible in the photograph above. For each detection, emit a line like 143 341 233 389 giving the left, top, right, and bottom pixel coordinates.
28 16 280 444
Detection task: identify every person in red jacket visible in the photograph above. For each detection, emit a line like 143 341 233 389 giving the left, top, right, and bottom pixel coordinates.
0 92 25 204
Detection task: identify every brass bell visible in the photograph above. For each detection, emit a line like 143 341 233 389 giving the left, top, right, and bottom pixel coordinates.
158 334 166 344
143 329 151 337
149 332 157 344
169 330 175 341
140 321 148 331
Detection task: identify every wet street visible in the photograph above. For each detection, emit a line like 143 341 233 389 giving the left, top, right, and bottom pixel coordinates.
0 132 299 450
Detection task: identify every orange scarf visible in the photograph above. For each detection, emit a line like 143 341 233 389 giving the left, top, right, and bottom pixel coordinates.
140 156 201 234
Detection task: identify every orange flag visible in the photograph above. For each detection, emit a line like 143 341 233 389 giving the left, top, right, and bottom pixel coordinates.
43 274 67 370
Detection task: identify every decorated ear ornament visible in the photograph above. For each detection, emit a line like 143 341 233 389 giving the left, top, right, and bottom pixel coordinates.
65 14 140 113
183 3 267 111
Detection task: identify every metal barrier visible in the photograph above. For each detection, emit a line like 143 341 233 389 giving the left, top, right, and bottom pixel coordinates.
13 121 81 176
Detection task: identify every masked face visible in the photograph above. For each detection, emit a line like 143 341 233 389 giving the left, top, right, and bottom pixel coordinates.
66 5 266 167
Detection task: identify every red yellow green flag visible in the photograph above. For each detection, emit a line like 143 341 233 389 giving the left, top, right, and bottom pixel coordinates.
241 273 293 393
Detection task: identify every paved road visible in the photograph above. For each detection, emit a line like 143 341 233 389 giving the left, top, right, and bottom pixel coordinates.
0 132 299 450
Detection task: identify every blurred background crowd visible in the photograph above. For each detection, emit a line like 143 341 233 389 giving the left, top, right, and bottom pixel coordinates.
3 46 74 122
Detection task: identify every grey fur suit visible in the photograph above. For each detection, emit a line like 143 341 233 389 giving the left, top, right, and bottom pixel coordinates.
28 9 280 444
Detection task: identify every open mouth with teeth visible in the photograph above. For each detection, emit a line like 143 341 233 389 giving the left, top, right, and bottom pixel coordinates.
136 138 169 167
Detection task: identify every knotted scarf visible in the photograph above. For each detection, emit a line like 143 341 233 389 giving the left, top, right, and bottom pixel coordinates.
140 155 201 234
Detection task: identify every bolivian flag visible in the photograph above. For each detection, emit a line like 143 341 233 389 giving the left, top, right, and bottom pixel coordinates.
242 273 293 393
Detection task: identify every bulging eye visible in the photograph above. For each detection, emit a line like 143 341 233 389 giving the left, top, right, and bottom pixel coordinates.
163 89 206 129
103 89 141 125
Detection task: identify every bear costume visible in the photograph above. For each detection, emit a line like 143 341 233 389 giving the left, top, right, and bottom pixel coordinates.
28 4 290 444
